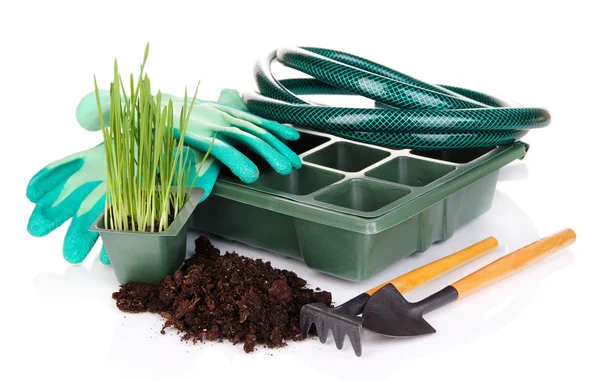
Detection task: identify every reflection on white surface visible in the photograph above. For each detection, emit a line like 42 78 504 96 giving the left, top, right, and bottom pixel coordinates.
496 160 529 182
33 188 575 380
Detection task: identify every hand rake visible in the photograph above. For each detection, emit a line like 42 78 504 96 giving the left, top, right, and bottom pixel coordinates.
300 237 499 356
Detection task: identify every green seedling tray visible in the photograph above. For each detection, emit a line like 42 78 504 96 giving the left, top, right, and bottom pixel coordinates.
190 128 527 281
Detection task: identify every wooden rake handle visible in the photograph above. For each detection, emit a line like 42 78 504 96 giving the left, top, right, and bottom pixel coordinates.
367 237 499 296
452 229 576 298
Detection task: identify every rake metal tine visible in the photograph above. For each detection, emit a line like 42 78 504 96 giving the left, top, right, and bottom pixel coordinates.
348 328 363 357
333 326 346 350
317 321 330 343
299 311 313 335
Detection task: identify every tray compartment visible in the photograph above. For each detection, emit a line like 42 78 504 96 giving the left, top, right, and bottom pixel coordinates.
295 190 466 280
314 179 410 213
252 165 343 196
304 141 390 172
285 131 331 155
190 195 303 260
366 157 456 187
410 146 497 164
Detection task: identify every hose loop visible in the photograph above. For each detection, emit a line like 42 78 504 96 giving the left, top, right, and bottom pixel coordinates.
243 47 550 149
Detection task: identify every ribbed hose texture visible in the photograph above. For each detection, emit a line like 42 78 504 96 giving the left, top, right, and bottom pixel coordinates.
243 47 550 149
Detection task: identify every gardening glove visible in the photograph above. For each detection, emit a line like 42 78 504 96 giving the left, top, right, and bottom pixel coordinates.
27 143 110 264
26 143 218 265
27 89 300 265
77 89 302 183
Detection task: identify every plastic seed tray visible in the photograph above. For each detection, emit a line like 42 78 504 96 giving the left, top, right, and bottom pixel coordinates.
190 128 528 281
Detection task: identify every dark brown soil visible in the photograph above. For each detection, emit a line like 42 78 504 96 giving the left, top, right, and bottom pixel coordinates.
112 235 332 353
124 214 175 232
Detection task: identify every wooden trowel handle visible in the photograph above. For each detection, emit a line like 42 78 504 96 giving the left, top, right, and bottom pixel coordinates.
452 229 576 298
367 237 499 296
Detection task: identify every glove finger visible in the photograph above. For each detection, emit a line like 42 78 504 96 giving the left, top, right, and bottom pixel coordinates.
207 124 293 175
182 133 259 183
217 88 250 110
226 116 302 169
27 158 84 202
99 245 111 265
210 103 300 141
182 148 222 201
195 157 221 201
63 194 105 264
26 143 104 202
28 180 103 237
76 90 110 132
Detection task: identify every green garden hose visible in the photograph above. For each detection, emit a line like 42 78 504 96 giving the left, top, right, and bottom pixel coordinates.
243 46 551 149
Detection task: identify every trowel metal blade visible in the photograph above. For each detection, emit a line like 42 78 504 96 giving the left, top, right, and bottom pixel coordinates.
362 284 436 337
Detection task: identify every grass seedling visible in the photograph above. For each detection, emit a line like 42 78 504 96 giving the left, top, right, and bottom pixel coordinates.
94 43 214 232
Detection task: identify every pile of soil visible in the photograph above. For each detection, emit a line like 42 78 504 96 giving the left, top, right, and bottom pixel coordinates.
112 236 332 352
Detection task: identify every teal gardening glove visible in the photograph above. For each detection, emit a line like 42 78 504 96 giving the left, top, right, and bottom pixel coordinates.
26 90 301 264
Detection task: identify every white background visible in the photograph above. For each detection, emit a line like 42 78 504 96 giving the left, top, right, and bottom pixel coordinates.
1 0 599 380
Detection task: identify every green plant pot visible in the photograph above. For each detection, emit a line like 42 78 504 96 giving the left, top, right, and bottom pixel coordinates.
91 187 204 284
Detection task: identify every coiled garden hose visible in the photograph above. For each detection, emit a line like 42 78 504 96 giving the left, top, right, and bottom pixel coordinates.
243 46 551 149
